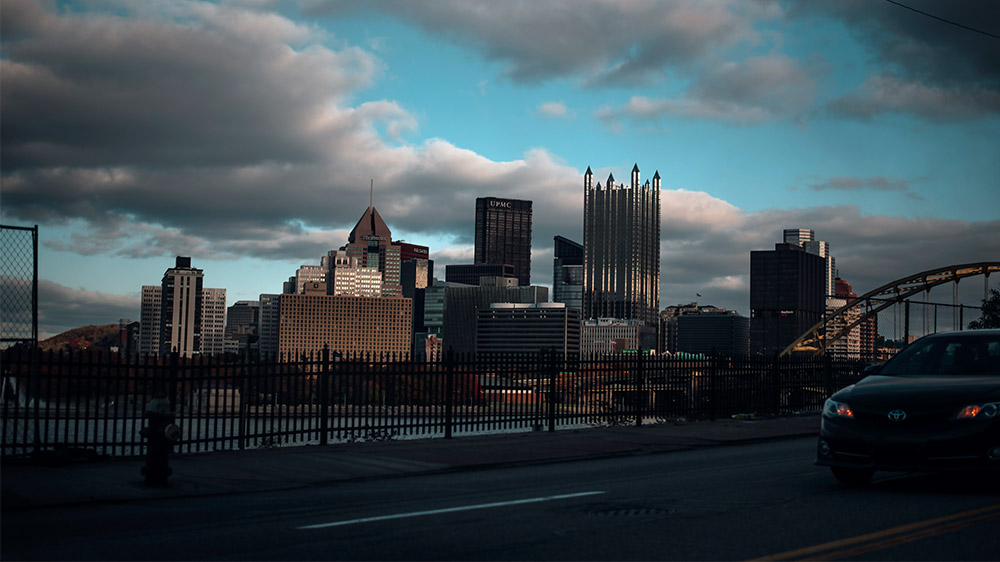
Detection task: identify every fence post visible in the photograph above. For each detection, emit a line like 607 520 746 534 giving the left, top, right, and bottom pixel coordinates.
548 348 558 432
635 348 644 427
444 348 454 439
320 346 330 446
709 350 717 421
30 347 41 457
770 352 780 417
238 353 248 451
823 352 833 399
168 352 179 414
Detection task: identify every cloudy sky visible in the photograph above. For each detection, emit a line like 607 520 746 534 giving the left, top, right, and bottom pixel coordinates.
2 0 998 338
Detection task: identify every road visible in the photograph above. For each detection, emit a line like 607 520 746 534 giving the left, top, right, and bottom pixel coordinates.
4 437 998 560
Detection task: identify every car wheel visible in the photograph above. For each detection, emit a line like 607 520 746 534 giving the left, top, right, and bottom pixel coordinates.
831 467 873 485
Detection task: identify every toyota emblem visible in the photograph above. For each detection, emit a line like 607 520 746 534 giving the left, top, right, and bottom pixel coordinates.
888 409 907 422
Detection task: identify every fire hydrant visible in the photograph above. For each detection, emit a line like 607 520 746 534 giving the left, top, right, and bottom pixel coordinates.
141 397 180 486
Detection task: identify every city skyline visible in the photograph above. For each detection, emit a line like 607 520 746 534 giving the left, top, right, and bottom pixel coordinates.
2 0 998 338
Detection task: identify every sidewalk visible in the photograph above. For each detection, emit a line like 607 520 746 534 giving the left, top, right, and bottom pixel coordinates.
1 414 820 511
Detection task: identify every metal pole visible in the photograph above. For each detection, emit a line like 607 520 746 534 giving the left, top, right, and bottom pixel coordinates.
32 225 38 346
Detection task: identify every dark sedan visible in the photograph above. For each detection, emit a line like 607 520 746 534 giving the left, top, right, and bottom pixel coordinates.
816 329 1000 484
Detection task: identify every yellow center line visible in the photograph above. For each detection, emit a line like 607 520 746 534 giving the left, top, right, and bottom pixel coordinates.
751 503 1000 561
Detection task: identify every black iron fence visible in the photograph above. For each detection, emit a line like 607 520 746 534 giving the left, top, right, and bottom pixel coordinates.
2 347 868 458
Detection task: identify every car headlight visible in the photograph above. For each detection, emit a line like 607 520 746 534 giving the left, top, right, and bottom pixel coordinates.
824 398 854 419
955 402 1000 419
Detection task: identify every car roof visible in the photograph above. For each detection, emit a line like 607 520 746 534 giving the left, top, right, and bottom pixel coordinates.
921 329 1000 339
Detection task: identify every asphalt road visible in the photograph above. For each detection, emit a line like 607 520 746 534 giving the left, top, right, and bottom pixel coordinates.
4 437 999 561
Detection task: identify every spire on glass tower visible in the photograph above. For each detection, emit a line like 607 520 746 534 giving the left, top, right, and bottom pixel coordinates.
631 163 640 188
652 170 661 190
584 166 593 190
606 172 615 189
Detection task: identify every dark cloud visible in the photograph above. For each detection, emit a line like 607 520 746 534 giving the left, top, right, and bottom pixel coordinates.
0 1 583 262
792 1 1000 121
597 54 819 126
304 0 780 85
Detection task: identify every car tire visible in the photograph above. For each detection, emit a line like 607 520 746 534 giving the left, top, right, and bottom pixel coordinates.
831 467 873 485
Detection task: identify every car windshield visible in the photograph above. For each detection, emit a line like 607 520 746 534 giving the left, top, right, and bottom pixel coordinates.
879 334 1000 376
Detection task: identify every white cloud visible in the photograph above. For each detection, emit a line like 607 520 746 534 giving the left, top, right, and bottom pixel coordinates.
536 101 572 119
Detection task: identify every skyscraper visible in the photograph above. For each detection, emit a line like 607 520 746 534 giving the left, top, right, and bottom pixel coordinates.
552 235 583 311
343 203 402 297
749 242 826 356
474 197 532 286
583 164 660 326
159 256 204 357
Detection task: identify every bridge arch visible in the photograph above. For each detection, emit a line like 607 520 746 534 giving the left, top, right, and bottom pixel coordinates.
780 262 1000 358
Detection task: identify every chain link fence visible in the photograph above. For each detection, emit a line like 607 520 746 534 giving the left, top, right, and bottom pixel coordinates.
1 225 38 349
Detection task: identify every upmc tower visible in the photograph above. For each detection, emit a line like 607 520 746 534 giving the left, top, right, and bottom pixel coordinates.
474 197 533 286
583 164 661 326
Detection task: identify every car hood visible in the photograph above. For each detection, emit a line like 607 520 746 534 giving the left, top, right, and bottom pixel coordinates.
838 375 1000 408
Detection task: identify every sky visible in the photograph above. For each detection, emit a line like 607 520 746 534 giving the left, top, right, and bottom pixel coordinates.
2 0 999 339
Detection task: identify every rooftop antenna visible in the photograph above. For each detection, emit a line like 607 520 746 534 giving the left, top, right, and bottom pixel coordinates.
370 179 374 209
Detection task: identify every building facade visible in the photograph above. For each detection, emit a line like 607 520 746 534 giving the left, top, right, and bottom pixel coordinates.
750 243 826 356
277 292 412 359
583 164 660 326
258 293 281 359
200 288 227 356
581 318 657 358
342 204 402 297
553 235 583 312
139 285 162 357
442 284 549 356
676 313 750 357
474 197 532 286
445 263 517 286
159 257 204 357
476 303 581 357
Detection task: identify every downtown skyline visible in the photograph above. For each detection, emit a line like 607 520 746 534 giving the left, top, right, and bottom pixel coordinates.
2 0 998 338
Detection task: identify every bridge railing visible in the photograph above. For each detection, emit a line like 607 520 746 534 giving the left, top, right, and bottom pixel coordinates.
2 347 867 458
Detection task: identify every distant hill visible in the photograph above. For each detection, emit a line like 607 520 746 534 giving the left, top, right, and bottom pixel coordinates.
40 324 121 352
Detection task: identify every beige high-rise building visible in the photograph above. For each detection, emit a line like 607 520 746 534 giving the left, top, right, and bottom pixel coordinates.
139 257 227 358
278 290 412 359
201 288 227 356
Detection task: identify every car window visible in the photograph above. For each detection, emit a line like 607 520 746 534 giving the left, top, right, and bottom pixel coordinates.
879 335 1000 376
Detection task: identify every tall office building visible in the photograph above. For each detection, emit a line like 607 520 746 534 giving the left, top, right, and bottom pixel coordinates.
257 294 281 359
583 164 660 326
158 256 204 357
139 285 162 357
201 288 227 356
325 250 383 297
139 257 227 358
553 236 583 311
474 197 532 286
750 242 826 356
784 228 836 297
343 203 402 297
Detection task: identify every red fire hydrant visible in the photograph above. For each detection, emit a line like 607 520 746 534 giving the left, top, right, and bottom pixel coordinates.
141 397 180 486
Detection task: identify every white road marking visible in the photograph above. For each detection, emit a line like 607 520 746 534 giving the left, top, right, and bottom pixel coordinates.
296 491 606 530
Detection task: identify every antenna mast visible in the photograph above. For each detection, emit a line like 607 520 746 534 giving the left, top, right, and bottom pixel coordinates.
370 179 373 208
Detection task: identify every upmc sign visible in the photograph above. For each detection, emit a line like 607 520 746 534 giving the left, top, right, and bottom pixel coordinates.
490 200 512 209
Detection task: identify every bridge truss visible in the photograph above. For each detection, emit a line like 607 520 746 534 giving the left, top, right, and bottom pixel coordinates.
780 262 1000 358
